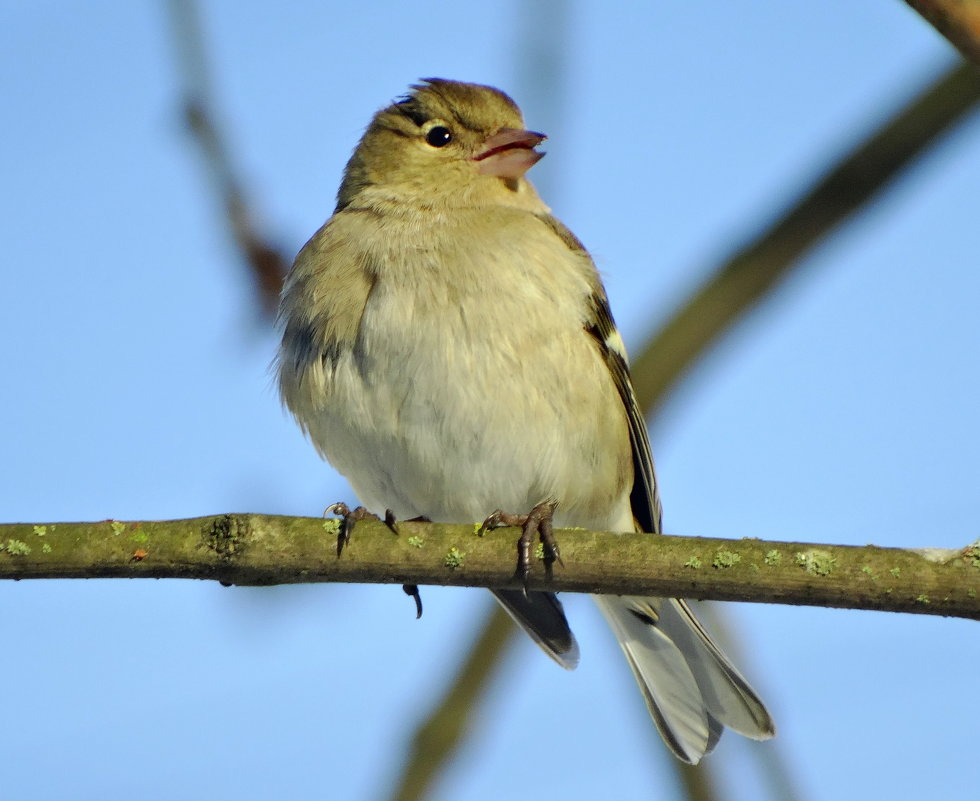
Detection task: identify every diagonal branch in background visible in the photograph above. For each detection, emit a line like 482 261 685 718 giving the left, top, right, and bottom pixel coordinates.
631 61 980 416
165 0 287 317
2 516 977 619
387 605 518 801
904 0 980 65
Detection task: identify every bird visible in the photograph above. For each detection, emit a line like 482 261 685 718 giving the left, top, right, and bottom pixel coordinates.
277 78 774 763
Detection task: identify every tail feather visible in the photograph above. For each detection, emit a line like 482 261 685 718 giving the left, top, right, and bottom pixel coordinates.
658 598 776 739
492 589 580 670
595 595 774 764
594 596 715 762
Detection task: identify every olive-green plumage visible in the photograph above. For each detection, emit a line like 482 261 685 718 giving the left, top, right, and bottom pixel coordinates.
278 79 774 763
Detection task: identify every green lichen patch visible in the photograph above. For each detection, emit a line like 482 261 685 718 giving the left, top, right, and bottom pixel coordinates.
915 594 930 605
860 565 879 581
889 567 901 578
964 541 980 568
795 549 836 576
33 525 47 537
444 546 465 569
407 536 425 548
712 551 741 569
110 521 126 536
3 539 32 556
763 550 782 566
41 543 52 554
683 556 702 569
322 518 341 536
534 542 545 560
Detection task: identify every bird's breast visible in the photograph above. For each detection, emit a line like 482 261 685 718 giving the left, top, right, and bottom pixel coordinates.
300 208 632 528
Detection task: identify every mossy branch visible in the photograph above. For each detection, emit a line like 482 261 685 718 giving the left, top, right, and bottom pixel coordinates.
3 516 977 619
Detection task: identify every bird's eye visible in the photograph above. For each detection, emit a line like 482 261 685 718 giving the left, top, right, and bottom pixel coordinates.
425 126 452 148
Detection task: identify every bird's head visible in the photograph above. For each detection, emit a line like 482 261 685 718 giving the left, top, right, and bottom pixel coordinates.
336 78 546 211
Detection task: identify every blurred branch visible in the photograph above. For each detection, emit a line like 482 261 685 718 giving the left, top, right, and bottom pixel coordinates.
165 0 287 316
631 61 980 416
678 762 721 801
2 517 977 619
387 606 518 801
904 1 980 64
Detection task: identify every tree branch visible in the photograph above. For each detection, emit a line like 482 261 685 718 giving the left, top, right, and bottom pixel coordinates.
631 61 980 416
904 0 980 65
165 0 287 317
388 604 519 801
3 516 977 619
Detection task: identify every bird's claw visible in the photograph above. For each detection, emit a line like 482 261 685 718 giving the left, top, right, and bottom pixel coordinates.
325 502 381 556
384 509 399 534
480 501 562 595
326 504 424 617
402 584 423 618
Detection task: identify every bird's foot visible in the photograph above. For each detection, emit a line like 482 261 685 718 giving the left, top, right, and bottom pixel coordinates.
325 502 397 555
397 515 431 619
479 500 562 595
325 503 423 618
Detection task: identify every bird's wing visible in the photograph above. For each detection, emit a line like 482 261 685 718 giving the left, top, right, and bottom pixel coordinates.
540 213 774 762
535 212 662 534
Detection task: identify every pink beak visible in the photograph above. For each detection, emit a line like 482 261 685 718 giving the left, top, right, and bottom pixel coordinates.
473 128 546 179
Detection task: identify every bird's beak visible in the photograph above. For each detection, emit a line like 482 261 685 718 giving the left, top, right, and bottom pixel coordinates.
473 128 546 179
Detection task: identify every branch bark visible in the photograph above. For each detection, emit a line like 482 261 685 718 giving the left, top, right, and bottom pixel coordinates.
4 516 977 619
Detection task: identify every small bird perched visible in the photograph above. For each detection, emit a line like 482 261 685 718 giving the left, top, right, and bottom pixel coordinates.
277 78 774 763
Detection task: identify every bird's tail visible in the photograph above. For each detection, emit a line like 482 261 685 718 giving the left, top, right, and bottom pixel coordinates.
492 589 580 670
594 595 775 763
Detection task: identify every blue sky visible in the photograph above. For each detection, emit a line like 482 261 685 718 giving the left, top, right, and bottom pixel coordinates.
3 2 978 800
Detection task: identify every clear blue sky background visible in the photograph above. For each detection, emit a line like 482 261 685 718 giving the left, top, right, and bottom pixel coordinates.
3 2 978 800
